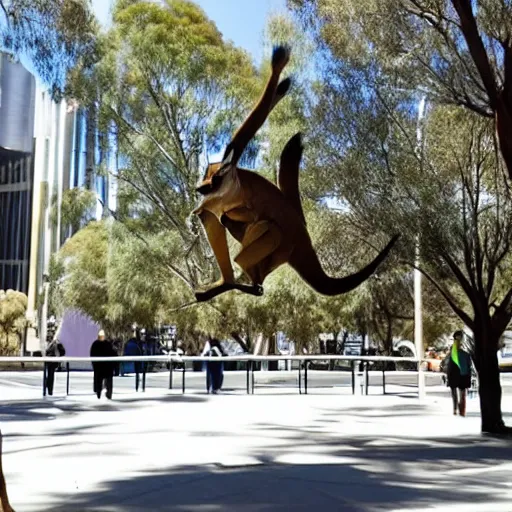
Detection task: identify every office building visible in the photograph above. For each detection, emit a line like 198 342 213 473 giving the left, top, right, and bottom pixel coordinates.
0 52 116 353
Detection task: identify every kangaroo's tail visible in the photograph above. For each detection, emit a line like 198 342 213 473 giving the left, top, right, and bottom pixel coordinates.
289 235 399 296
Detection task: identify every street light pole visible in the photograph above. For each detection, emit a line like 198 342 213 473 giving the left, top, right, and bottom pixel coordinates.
415 95 427 400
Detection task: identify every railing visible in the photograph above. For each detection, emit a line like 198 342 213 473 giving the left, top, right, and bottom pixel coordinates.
0 355 429 398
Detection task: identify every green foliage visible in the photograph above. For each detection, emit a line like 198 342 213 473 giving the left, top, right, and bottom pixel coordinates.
289 0 509 113
57 218 200 338
0 289 27 355
59 221 108 325
66 0 262 293
56 3 455 353
59 187 96 232
291 0 512 344
48 253 65 318
0 0 99 94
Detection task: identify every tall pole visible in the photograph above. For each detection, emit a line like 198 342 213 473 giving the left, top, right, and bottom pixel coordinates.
415 95 427 400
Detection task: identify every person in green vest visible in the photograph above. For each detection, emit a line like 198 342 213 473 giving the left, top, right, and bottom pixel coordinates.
447 330 472 416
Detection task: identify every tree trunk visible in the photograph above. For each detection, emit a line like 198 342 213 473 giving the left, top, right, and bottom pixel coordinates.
230 331 250 353
496 96 512 183
268 334 278 371
85 104 97 191
474 329 507 434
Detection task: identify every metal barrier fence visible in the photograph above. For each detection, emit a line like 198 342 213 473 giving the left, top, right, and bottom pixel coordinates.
0 355 429 398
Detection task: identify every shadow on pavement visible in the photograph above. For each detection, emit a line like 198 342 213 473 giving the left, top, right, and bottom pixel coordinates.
45 433 512 512
0 394 208 423
39 399 512 511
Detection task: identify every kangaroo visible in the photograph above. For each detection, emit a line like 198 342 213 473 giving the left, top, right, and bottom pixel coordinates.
0 431 15 512
193 45 399 302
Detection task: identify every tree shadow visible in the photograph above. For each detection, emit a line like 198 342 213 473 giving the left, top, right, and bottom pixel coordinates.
27 396 512 511
0 394 207 424
43 437 512 512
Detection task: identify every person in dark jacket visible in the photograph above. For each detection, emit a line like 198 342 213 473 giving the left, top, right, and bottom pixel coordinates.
447 330 472 416
123 335 143 391
202 337 225 394
90 330 117 399
45 338 66 396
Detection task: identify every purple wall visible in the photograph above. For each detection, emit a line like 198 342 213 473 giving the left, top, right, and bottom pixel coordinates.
59 310 100 369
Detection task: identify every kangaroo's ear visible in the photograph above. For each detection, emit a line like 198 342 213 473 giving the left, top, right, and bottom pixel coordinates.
218 149 234 175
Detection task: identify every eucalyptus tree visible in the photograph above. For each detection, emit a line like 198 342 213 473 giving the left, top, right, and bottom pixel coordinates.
0 289 27 355
290 0 512 183
0 0 98 94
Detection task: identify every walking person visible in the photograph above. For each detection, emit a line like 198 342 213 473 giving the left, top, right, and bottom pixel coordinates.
202 337 225 394
123 334 143 390
90 330 117 400
447 330 472 416
45 336 66 396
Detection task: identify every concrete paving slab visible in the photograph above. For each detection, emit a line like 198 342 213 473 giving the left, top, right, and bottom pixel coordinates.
0 382 511 511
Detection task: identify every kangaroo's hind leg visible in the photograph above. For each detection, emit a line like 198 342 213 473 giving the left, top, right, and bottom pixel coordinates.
234 221 282 281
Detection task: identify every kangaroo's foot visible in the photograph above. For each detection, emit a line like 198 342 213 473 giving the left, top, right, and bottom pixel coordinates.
195 282 263 302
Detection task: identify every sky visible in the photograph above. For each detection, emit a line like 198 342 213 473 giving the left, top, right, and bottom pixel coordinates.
91 0 288 65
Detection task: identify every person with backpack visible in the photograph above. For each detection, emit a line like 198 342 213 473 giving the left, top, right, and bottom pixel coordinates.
202 337 225 394
446 330 472 416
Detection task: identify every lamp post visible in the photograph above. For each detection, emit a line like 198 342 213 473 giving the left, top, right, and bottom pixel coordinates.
415 95 427 399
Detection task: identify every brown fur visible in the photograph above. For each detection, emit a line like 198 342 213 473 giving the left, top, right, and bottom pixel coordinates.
193 46 398 302
0 432 14 512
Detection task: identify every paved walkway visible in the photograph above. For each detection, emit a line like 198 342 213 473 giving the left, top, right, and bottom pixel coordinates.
1 387 511 511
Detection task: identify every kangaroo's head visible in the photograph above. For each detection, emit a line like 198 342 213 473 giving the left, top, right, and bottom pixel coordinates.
196 150 234 195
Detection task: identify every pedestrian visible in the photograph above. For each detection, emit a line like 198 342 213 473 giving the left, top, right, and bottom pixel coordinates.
202 337 225 394
90 330 117 400
447 330 472 416
123 333 143 390
45 336 66 396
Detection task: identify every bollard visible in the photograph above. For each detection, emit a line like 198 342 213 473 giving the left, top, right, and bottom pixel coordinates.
42 362 47 397
142 362 146 392
169 362 173 390
246 361 250 394
351 361 355 395
66 363 70 396
304 360 308 395
354 362 362 396
251 361 255 394
382 369 386 395
298 361 302 394
182 364 186 394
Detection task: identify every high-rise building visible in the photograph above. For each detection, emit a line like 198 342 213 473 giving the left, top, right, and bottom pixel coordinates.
0 53 36 293
0 53 116 353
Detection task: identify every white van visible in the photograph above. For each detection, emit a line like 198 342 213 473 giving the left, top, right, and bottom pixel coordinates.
498 331 512 371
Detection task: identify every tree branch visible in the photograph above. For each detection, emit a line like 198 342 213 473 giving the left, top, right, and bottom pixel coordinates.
451 0 498 108
401 259 474 329
0 1 9 25
437 246 479 312
502 39 512 105
231 331 250 353
102 202 193 289
492 287 512 335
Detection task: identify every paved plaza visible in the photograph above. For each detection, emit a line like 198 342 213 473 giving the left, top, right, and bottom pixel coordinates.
1 372 512 511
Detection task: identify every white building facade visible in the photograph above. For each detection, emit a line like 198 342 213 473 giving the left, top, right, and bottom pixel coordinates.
0 53 116 353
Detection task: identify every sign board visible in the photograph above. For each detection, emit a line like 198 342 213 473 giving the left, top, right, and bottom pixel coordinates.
343 334 364 356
